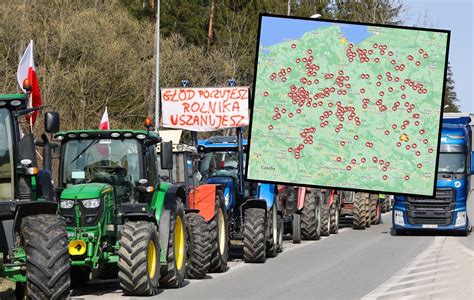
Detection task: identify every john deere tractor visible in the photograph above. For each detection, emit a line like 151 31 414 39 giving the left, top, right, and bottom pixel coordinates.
55 124 187 296
0 93 69 299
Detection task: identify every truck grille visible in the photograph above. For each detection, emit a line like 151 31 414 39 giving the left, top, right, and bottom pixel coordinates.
406 188 455 225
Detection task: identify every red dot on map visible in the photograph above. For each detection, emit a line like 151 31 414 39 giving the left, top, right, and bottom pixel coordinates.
401 125 406 130
361 157 366 163
288 148 292 152
415 151 421 156
415 61 421 66
423 53 429 59
383 175 388 180
420 129 425 134
336 157 342 162
405 145 411 150
404 175 409 181
379 91 384 96
391 59 396 64
419 48 424 53
289 113 293 118
268 125 273 130
340 141 346 146
428 148 433 153
372 156 378 163
351 159 357 164
423 139 428 144
291 44 296 49
396 142 401 147
384 130 390 135
408 55 413 61
382 167 387 172
417 163 423 169
346 165 352 171
388 87 393 92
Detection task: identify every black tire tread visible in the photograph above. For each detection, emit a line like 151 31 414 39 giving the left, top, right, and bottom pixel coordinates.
208 196 229 273
185 212 211 279
353 193 367 230
321 203 331 237
243 208 266 263
301 193 321 240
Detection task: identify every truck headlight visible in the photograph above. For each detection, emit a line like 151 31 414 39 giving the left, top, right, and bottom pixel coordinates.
455 211 466 227
82 198 101 209
60 200 74 209
394 210 405 226
224 193 230 207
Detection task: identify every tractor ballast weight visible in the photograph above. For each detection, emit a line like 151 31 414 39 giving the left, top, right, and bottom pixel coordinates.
0 94 69 299
56 129 188 295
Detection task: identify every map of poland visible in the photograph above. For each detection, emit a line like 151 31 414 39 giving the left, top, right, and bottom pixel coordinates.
247 15 449 196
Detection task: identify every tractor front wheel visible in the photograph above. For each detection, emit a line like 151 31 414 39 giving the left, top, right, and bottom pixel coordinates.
208 194 229 273
292 214 301 244
21 214 70 300
185 212 211 279
266 204 278 258
301 191 322 240
353 193 367 230
243 208 266 263
321 202 331 237
330 202 340 234
118 221 160 296
370 194 381 225
160 202 187 288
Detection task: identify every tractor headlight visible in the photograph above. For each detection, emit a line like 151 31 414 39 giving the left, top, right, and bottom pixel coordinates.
60 200 74 209
82 198 101 209
224 193 230 207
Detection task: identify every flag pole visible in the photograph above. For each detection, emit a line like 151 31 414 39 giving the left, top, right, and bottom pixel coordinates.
155 0 160 132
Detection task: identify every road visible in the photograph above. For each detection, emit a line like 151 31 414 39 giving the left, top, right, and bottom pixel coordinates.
67 212 473 300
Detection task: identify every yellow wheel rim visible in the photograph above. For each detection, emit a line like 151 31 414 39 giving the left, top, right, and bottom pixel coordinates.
147 240 157 279
174 215 185 270
218 209 226 255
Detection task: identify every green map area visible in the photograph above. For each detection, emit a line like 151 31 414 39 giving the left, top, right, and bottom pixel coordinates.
248 18 448 196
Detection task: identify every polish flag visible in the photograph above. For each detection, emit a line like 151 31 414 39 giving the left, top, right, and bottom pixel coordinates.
99 107 109 130
17 40 42 126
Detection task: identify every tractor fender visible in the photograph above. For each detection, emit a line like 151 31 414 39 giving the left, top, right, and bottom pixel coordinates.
158 185 186 261
240 198 267 226
188 184 219 222
256 184 281 213
13 201 57 234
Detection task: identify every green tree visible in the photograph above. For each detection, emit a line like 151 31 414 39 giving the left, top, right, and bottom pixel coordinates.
443 62 459 112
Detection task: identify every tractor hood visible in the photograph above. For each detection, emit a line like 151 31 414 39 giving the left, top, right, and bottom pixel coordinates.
61 183 112 200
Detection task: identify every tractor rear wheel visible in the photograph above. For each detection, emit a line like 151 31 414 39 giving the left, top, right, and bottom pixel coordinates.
321 202 331 237
118 221 160 296
160 202 187 288
21 214 70 300
370 194 381 225
365 195 372 228
266 204 278 258
243 208 266 263
381 195 387 213
292 214 301 244
330 202 340 234
185 212 211 279
208 194 229 273
353 193 367 230
301 191 322 240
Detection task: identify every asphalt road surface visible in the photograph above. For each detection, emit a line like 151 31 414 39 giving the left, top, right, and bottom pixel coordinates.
65 212 473 300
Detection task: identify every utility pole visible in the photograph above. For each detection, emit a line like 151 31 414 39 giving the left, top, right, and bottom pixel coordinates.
155 0 160 131
207 0 216 51
287 0 291 16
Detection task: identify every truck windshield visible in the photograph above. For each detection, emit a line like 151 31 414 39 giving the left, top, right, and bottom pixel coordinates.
438 152 465 173
199 151 246 181
62 139 141 188
0 109 14 200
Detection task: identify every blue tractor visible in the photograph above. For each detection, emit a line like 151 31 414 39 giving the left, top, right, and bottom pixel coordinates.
197 134 283 263
393 113 472 235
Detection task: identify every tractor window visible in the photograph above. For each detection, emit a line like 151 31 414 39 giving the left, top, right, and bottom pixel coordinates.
145 145 158 186
199 151 246 182
62 138 141 190
0 109 14 200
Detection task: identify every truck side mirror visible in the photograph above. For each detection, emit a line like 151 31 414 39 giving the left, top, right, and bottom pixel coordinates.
160 142 173 170
44 112 60 133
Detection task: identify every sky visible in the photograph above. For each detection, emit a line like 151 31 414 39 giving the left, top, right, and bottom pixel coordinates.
403 0 473 113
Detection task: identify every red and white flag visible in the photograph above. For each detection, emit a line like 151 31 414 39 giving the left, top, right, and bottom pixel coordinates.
99 107 109 130
17 40 42 126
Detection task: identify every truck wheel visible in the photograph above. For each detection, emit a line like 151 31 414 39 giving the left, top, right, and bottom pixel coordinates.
97 263 118 279
21 214 70 300
370 194 379 225
330 203 339 234
266 204 278 258
353 193 367 230
277 215 284 253
118 221 160 296
243 208 266 263
208 194 229 273
301 191 322 240
185 212 211 279
160 202 187 288
292 214 301 244
320 203 331 237
70 267 90 287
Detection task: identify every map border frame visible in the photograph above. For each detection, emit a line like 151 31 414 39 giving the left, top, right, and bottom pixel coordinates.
245 13 451 198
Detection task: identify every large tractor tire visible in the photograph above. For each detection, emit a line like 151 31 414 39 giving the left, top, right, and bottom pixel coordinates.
118 221 160 296
266 204 279 258
185 212 211 279
160 202 187 288
365 194 371 228
301 191 322 240
243 208 266 263
20 214 70 300
320 203 331 237
292 213 301 244
277 215 284 253
370 194 381 225
353 193 367 230
330 202 340 234
381 195 387 213
208 194 229 273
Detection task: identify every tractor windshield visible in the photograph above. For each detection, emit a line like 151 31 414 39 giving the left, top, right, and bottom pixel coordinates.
199 151 246 182
62 138 141 190
0 109 14 200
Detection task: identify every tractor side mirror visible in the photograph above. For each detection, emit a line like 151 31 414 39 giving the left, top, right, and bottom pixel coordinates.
44 112 60 133
160 142 173 170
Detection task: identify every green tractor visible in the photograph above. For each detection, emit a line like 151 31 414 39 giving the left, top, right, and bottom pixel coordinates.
0 94 69 299
55 124 187 295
